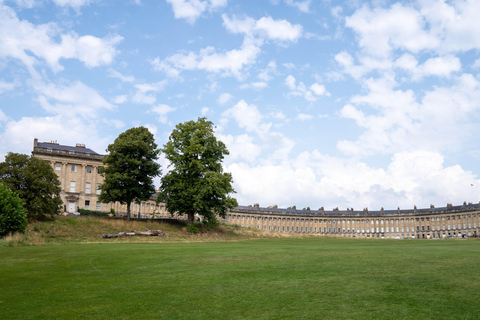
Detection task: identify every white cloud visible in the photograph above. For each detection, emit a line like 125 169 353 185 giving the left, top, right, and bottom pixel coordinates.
222 14 303 42
221 100 266 134
239 82 268 90
258 60 276 82
107 68 135 82
337 74 480 156
297 113 312 121
284 0 311 13
345 1 480 58
33 80 115 119
166 0 227 24
113 95 128 104
218 92 234 105
52 0 93 9
220 133 262 163
150 104 176 124
132 81 167 105
11 0 36 8
0 80 16 94
201 107 209 115
395 54 461 80
0 4 122 75
152 37 261 79
285 75 330 101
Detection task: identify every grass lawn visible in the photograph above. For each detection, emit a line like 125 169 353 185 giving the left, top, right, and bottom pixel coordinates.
1 238 479 319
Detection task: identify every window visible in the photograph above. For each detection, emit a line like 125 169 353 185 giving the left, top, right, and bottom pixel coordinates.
86 166 92 173
85 200 90 210
55 163 61 170
70 181 76 192
96 202 101 211
97 167 101 174
96 184 101 195
85 182 91 194
71 164 76 172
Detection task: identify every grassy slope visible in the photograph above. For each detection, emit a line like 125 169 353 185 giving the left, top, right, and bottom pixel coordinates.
0 216 301 247
1 234 479 319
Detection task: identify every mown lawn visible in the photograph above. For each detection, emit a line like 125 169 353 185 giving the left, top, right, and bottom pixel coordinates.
1 238 479 319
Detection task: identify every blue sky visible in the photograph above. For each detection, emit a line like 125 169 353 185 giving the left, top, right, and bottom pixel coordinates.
1 0 480 210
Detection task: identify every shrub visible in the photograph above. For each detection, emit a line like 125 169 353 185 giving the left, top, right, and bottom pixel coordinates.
186 225 200 234
0 183 27 237
78 209 109 217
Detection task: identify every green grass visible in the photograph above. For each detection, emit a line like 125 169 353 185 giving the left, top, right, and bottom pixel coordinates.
1 238 479 319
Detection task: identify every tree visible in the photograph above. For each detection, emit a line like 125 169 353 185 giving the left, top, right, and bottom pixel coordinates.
0 182 27 237
0 153 62 221
159 117 238 227
99 127 161 221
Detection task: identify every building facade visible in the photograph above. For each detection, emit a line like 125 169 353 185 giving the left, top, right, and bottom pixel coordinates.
225 204 480 239
32 139 169 218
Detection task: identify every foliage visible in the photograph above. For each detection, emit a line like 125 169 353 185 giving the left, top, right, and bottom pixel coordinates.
186 225 200 234
0 153 62 221
0 182 28 236
98 127 161 220
78 208 109 217
159 117 238 226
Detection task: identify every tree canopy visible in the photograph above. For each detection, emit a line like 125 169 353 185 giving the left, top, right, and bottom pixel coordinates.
0 153 62 221
0 182 28 236
98 127 161 220
159 117 238 226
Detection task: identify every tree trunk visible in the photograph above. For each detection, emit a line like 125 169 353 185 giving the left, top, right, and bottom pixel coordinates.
187 211 194 226
127 202 131 221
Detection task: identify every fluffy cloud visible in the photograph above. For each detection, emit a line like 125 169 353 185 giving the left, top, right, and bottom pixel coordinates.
152 37 260 79
166 0 227 24
0 80 16 94
345 1 480 58
0 4 122 75
52 0 93 8
217 92 234 105
33 80 115 118
285 75 329 101
337 74 480 156
132 81 167 105
285 0 311 13
222 14 303 42
150 104 176 124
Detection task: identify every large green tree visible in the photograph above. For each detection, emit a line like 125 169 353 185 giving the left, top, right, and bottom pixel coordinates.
159 117 238 227
0 182 28 236
0 153 62 221
98 127 161 221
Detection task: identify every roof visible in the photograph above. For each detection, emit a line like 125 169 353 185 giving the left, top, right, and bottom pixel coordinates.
37 142 100 155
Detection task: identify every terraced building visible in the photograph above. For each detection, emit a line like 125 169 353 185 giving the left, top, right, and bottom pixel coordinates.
226 203 480 239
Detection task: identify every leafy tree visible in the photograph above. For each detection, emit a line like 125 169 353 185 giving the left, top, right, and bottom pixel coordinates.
0 153 62 221
159 117 238 227
0 182 28 237
99 127 161 221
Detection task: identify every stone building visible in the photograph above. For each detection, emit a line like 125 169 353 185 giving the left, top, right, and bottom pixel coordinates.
31 139 169 218
225 203 480 239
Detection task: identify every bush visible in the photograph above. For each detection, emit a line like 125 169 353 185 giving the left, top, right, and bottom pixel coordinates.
0 183 27 237
78 209 109 217
186 225 200 234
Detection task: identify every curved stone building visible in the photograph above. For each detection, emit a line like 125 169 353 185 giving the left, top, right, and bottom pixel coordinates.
225 203 480 239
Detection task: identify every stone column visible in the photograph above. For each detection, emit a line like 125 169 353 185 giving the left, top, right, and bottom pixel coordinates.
81 164 86 193
93 165 97 196
61 162 67 190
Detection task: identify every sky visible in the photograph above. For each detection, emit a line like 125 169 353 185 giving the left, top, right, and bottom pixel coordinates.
0 0 480 211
